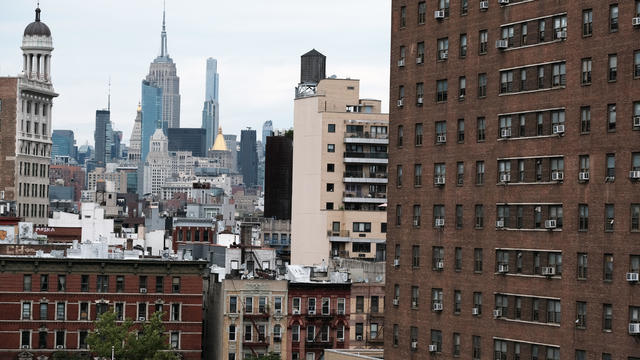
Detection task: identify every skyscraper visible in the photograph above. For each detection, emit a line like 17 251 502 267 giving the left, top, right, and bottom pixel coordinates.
202 58 220 150
239 129 258 187
94 109 110 167
51 130 76 160
223 134 238 172
145 5 180 130
141 80 162 163
261 120 274 153
128 104 142 164
264 134 293 220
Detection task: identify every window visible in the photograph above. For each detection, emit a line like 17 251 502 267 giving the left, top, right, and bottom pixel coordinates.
292 325 300 342
552 63 566 86
473 336 481 360
21 330 31 348
635 50 640 78
582 9 593 36
581 107 591 133
457 119 465 142
476 162 485 185
495 340 508 360
308 297 316 314
327 144 335 153
500 71 513 93
431 330 442 352
394 284 400 304
552 15 567 39
581 58 592 85
478 74 487 98
139 276 147 291
502 26 514 46
436 80 448 102
397 125 403 146
497 205 510 228
455 247 462 270
575 302 587 328
370 296 379 313
454 290 462 313
396 165 403 187
38 331 47 349
22 302 31 319
353 222 371 233
547 348 560 360
515 298 522 320
538 19 546 42
609 54 618 82
326 183 334 192
473 292 482 314
327 123 335 133
632 204 640 231
399 6 406 28
607 104 617 131
414 164 422 186
461 0 468 15
460 34 467 58
410 326 418 351
228 324 236 341
412 245 420 267
610 4 619 32
456 162 464 185
56 302 65 320
417 42 425 63
605 204 615 231
327 163 334 172
432 246 444 271
115 275 124 293
40 274 48 291
437 38 449 61
438 0 450 17
604 254 614 281
499 117 512 138
418 2 426 24
579 205 589 231
603 304 613 331
171 303 180 321
547 299 561 324
24 275 32 291
229 296 238 313
433 205 445 227
537 66 545 89
520 70 527 91
606 154 616 178
307 325 315 342
97 275 109 293
415 123 423 145
396 204 402 225
474 248 483 272
39 302 48 320
245 297 253 313
479 30 488 54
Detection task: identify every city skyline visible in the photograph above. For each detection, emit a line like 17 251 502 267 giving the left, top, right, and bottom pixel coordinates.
0 1 391 145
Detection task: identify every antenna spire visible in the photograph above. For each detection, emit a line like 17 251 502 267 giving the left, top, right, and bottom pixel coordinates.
159 1 168 58
108 77 111 112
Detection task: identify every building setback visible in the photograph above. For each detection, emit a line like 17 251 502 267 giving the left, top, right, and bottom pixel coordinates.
386 1 640 360
0 256 207 360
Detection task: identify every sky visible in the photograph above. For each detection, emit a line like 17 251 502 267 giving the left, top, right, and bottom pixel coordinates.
0 1 391 146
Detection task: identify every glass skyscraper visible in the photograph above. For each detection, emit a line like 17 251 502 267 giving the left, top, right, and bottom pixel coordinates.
141 80 162 163
51 129 75 160
202 58 220 150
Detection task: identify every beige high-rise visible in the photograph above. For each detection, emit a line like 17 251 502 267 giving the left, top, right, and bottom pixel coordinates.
291 78 388 265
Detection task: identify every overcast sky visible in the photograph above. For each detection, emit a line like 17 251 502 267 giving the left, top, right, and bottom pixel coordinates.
0 1 391 146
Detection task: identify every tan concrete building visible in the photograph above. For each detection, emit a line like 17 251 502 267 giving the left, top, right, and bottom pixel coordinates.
291 78 389 265
349 282 385 349
87 167 127 193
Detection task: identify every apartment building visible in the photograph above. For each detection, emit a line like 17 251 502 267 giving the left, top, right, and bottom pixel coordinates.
386 1 640 359
291 51 389 265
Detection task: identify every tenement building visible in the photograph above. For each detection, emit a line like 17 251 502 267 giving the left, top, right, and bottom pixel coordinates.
0 6 58 225
386 1 640 359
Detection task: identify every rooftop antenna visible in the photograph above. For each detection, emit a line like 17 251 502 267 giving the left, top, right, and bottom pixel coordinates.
107 77 111 112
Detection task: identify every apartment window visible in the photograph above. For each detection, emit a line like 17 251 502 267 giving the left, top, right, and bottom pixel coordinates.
414 164 422 186
417 42 425 63
460 34 467 58
433 205 445 228
552 63 566 86
114 275 124 293
392 324 399 347
410 327 418 351
438 0 450 17
605 204 615 231
394 284 400 304
610 4 619 32
478 74 487 98
579 205 589 231
583 9 593 36
397 125 403 146
56 302 66 320
547 348 560 360
436 80 448 102
139 276 147 292
353 222 371 233
607 154 616 178
398 86 405 104
308 298 316 314
418 2 426 24
580 107 591 133
635 50 640 78
245 297 253 313
416 83 424 105
538 19 546 41
518 70 527 91
474 248 483 272
514 297 522 319
538 66 545 88
604 254 614 281
581 58 592 85
576 301 587 328
228 296 238 313
437 38 449 61
433 246 444 270
552 15 567 39
609 54 618 82
474 205 485 228
452 332 460 356
38 331 47 349
502 26 514 46
473 336 481 360
479 30 488 54
397 165 403 187
500 71 513 93
473 292 482 314
370 296 379 313
399 6 406 28
495 295 508 315
24 275 32 291
415 123 423 145
292 325 300 342
521 24 528 45
455 247 462 270
461 0 468 15
499 117 512 137
40 274 49 292
396 205 402 225
603 304 613 330
327 163 334 172
453 290 462 313
456 162 464 185
495 340 508 360
606 104 618 132
21 330 31 349
547 300 561 324
411 286 419 308
97 275 109 293
79 302 89 320
632 204 640 231
429 330 442 353
327 123 335 133
326 183 334 192
497 205 510 228
457 119 465 142
412 245 420 267
476 161 485 185
22 302 31 319
39 302 48 320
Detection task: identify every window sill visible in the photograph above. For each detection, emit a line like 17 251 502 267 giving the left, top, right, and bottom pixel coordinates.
503 39 563 52
581 83 591 86
498 86 565 96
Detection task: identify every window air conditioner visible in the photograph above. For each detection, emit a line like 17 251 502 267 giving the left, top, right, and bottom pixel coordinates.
434 10 445 19
21 345 30 349
433 302 443 311
308 310 316 315
480 1 489 10
140 288 147 293
629 323 640 334
398 59 406 67
556 30 567 39
138 317 146 321
435 176 446 185
552 172 564 181
633 17 640 26
394 259 400 267
416 57 424 64
542 266 556 276
293 309 300 315
435 219 445 227
441 51 448 59
493 309 503 318
499 0 509 4
496 220 505 228
397 99 404 107
417 97 424 104
633 116 640 127
545 219 557 229
393 298 399 306
627 272 639 282
553 124 565 134
356 335 363 341
498 264 509 273
411 341 418 350
472 307 480 315
630 171 640 180
429 344 438 352
501 128 511 138
437 134 447 143
500 174 511 183
413 219 420 227
579 172 589 181
436 260 444 269
56 345 64 349
495 40 508 49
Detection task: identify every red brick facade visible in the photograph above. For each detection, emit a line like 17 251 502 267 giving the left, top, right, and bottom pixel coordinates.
0 78 18 203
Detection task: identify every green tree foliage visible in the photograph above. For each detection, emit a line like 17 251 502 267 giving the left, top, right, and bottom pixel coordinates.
86 311 179 360
246 353 281 360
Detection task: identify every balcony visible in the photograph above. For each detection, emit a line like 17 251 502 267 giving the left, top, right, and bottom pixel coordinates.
344 132 389 145
342 191 386 204
343 152 388 164
343 171 388 184
243 335 269 347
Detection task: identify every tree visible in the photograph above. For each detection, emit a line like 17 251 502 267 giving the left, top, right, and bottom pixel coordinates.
246 353 281 360
87 311 179 360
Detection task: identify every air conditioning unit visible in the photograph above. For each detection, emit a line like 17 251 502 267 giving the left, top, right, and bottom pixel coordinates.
397 99 404 107
413 219 420 227
498 264 509 273
493 309 503 318
416 57 424 64
542 266 556 276
501 128 511 138
436 134 447 143
545 219 557 229
140 288 147 293
309 310 316 315
472 307 480 316
499 0 509 4
495 40 508 49
579 172 590 181
633 17 640 26
138 317 146 321
412 300 418 308
394 258 400 267
627 272 639 282
393 298 399 306
434 10 445 19
634 116 640 127
435 218 445 227
630 171 640 179
56 345 64 349
496 220 505 228
553 124 565 134
417 97 424 104
411 341 418 350
398 59 406 67
433 302 443 311
441 51 449 59
21 345 30 349
552 172 564 181
629 323 640 334
429 344 438 352
436 260 444 269
500 173 511 183
556 30 567 39
356 335 363 341
293 309 300 315
338 309 345 315
435 176 446 185
480 1 489 10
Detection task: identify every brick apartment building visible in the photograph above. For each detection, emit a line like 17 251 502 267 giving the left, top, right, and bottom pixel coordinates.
0 256 207 359
386 1 640 359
